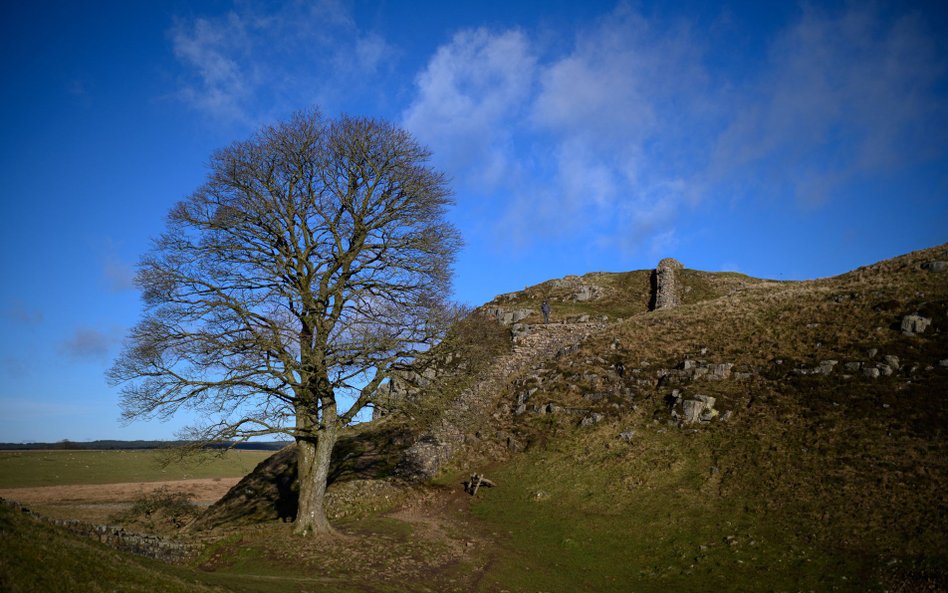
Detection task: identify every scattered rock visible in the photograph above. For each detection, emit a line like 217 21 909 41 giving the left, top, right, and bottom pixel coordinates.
883 355 900 370
922 261 948 272
618 430 635 442
863 367 881 379
580 412 605 427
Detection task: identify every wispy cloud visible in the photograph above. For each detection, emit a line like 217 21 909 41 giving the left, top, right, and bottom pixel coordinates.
403 3 947 255
0 356 31 378
3 303 43 325
60 327 117 362
102 256 135 293
169 0 394 123
95 238 136 293
709 5 948 207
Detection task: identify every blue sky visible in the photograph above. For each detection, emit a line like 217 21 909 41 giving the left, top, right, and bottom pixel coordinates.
1 0 946 442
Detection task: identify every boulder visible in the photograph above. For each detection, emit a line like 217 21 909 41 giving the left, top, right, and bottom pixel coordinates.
901 314 932 335
922 261 948 272
681 400 705 424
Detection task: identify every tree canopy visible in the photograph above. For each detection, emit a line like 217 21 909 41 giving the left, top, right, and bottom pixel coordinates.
109 110 461 534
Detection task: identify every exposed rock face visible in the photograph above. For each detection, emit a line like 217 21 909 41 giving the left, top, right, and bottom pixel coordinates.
901 314 932 335
483 306 533 326
652 258 684 311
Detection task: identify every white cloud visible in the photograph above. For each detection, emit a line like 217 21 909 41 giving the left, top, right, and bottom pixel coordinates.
404 4 946 257
405 8 716 253
169 1 394 123
402 28 536 189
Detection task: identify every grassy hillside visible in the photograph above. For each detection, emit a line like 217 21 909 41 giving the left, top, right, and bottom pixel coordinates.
3 245 945 592
461 243 948 592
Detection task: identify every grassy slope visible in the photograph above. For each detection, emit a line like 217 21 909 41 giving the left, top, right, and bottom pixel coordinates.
0 504 225 593
0 450 273 488
465 243 948 592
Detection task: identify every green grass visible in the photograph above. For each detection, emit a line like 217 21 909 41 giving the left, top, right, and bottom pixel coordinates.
0 450 273 488
0 504 225 593
470 435 877 593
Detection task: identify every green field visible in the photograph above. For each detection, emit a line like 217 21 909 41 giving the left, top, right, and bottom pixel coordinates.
0 450 274 489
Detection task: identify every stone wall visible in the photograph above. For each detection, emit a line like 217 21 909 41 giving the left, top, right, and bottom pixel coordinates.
2 498 196 563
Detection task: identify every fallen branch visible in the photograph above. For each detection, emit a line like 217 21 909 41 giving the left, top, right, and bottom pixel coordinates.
462 473 496 496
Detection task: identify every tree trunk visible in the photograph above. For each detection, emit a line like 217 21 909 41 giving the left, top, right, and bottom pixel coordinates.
293 424 338 536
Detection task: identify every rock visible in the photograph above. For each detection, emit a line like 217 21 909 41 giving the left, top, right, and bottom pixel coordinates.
844 362 862 372
922 261 948 272
901 314 932 335
939 359 948 367
863 367 881 379
619 430 635 442
693 394 717 408
543 403 562 415
867 348 878 359
878 365 893 377
514 404 527 415
719 410 734 422
580 412 605 427
484 307 533 326
708 363 733 380
818 360 838 375
573 284 602 302
699 408 720 422
883 355 900 370
681 400 705 424
682 359 699 370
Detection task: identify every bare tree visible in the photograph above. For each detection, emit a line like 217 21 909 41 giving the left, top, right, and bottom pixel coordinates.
108 110 461 535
